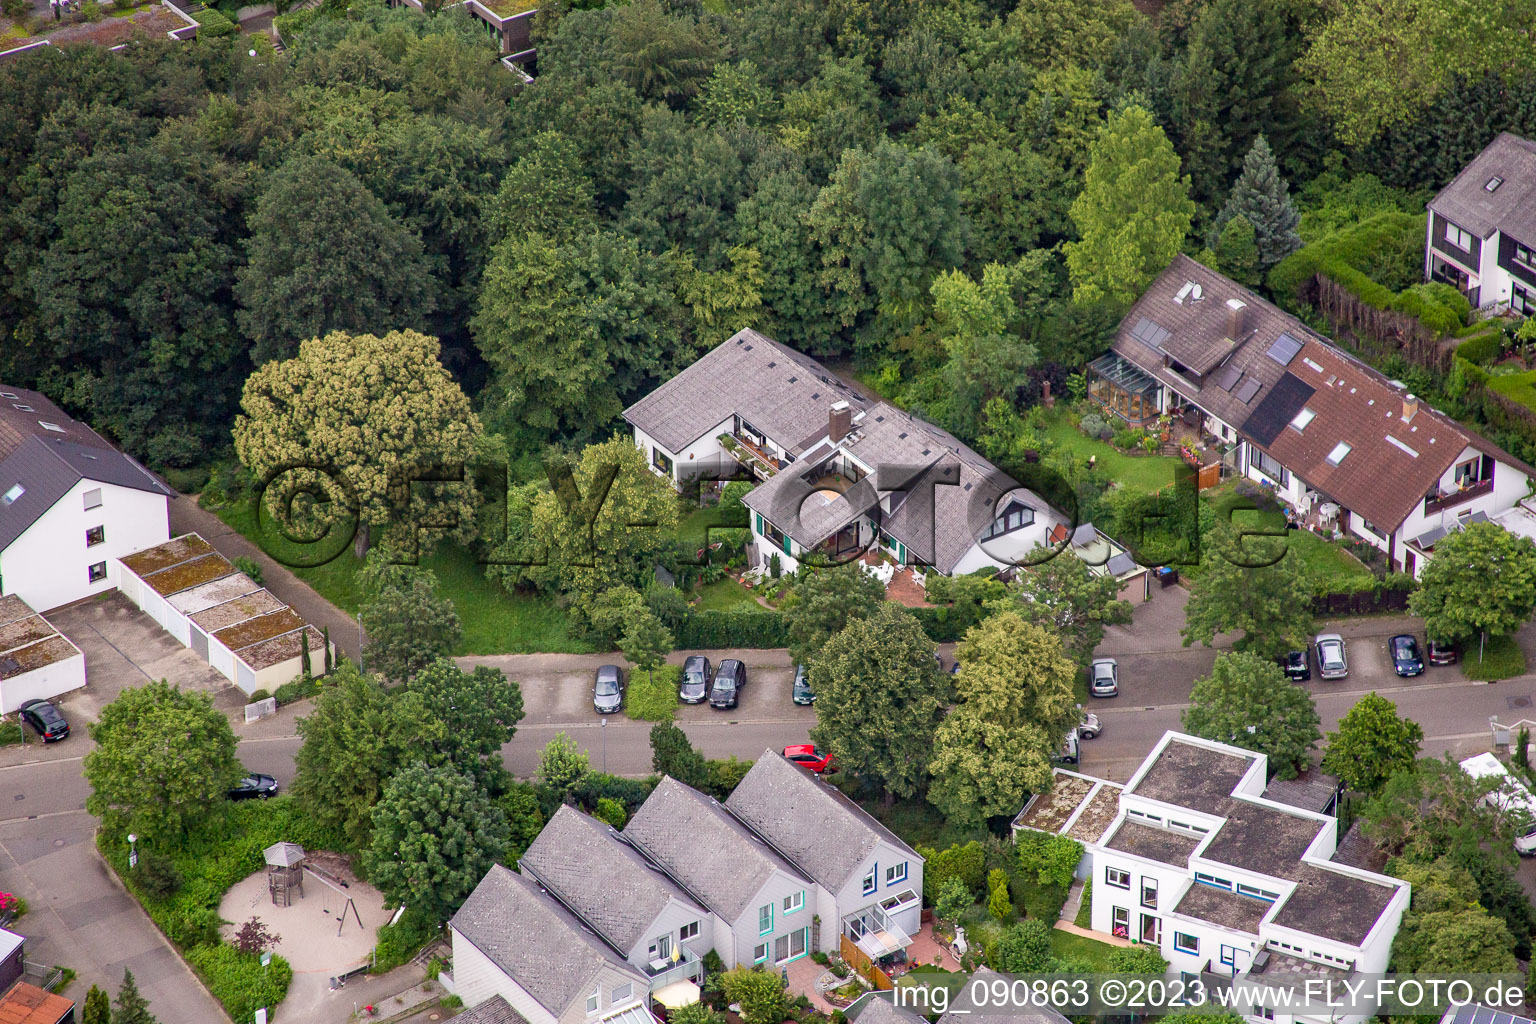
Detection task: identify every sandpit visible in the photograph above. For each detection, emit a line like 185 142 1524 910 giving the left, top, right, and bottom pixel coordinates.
218 852 393 975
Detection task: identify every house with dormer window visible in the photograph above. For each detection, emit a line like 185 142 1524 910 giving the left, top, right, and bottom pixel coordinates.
1425 132 1536 316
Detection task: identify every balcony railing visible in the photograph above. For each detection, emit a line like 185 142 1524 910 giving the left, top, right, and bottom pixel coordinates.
645 946 702 994
718 433 780 478
1423 477 1494 515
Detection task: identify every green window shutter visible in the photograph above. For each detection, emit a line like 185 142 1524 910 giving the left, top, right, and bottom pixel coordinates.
755 513 763 534
782 533 792 556
897 542 906 563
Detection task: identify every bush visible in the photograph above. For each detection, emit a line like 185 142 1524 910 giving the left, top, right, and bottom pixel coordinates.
673 609 788 648
183 944 292 1024
1457 327 1504 366
233 556 264 586
192 5 235 34
986 868 1014 922
132 853 182 901
373 905 438 973
273 677 321 705
271 5 316 39
1078 413 1110 440
593 797 627 829
160 465 212 494
248 689 271 703
625 662 680 722
705 756 753 799
920 840 987 904
571 772 656 815
1462 633 1527 681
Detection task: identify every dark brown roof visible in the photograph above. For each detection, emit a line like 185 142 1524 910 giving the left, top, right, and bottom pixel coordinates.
0 384 115 461
142 552 236 597
214 608 303 651
1428 132 1536 241
1172 882 1269 934
1126 738 1257 814
1103 820 1202 867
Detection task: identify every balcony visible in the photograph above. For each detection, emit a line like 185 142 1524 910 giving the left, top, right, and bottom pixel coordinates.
718 433 780 479
645 945 702 994
1423 477 1494 516
842 903 911 960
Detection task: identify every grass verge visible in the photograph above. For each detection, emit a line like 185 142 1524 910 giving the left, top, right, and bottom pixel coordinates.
1048 928 1122 971
1462 633 1527 681
625 663 681 721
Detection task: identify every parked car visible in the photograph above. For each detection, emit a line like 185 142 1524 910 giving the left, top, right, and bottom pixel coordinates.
1428 639 1458 666
18 699 68 742
783 744 836 773
710 659 746 709
1089 658 1119 697
593 664 625 714
679 655 711 704
1055 729 1083 766
228 772 279 801
792 663 814 705
1280 649 1311 682
1079 709 1102 740
1314 634 1349 680
1389 634 1424 677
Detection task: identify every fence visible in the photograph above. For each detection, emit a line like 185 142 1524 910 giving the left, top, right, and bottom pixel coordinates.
22 960 61 992
1310 587 1411 616
1304 274 1452 372
244 697 278 723
839 935 893 991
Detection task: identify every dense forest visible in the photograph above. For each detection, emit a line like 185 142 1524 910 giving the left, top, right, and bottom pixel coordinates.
5 0 1536 477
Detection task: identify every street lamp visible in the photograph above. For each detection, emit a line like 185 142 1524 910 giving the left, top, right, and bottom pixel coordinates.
127 834 138 869
601 718 607 774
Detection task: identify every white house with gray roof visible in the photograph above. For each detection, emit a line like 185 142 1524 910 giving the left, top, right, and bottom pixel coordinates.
519 805 713 1001
725 752 923 962
449 865 656 1024
624 330 1136 581
1425 132 1536 315
622 776 818 970
1089 732 1408 1024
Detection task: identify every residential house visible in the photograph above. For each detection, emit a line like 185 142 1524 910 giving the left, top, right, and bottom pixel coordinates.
624 330 1138 581
1088 732 1409 1024
1425 132 1536 315
0 385 171 612
1090 254 1535 577
0 927 74 1024
443 998 528 1024
724 751 924 962
938 968 1071 1024
449 865 657 1024
519 806 712 1004
622 776 818 970
0 595 84 715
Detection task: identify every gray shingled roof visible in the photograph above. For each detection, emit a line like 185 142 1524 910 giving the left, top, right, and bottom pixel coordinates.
939 969 1072 1024
848 995 926 1024
622 329 867 456
450 865 641 1017
520 805 704 953
623 776 808 921
725 752 920 893
445 997 529 1024
1428 132 1536 241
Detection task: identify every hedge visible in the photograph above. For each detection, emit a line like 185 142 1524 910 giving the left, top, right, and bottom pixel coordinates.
183 944 292 1023
622 663 679 721
1457 326 1504 366
372 905 437 974
272 5 316 40
191 6 236 35
672 604 981 649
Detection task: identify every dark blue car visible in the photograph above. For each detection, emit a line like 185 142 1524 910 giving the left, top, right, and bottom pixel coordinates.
1389 634 1424 677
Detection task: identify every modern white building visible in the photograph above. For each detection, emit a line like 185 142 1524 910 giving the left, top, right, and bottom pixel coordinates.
0 385 171 612
1425 132 1536 316
1087 732 1409 1024
0 594 85 714
1091 255 1535 578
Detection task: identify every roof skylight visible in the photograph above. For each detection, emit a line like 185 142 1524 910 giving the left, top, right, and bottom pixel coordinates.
1326 442 1351 466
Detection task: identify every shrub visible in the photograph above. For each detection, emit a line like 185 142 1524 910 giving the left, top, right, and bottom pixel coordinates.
920 840 987 903
248 689 271 703
1078 413 1110 440
183 944 291 1024
986 869 1013 922
624 662 680 721
1456 327 1504 366
373 905 438 973
593 797 627 829
192 5 235 34
273 677 320 705
132 853 182 901
233 556 264 586
160 465 211 493
233 917 277 955
934 875 973 923
706 756 753 799
572 773 655 816
673 610 788 648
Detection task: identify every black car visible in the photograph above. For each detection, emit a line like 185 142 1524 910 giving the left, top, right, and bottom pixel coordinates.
594 664 625 714
679 655 712 704
792 663 814 705
228 772 279 801
1389 634 1424 677
18 699 68 742
1427 639 1458 665
710 659 746 709
1280 650 1311 682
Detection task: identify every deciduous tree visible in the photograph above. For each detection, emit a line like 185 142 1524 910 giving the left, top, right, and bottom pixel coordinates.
359 564 461 684
1009 552 1133 666
538 732 591 800
364 763 510 924
407 658 525 791
1182 652 1321 779
1321 693 1424 794
1410 521 1536 648
621 608 674 685
928 612 1078 826
809 603 951 800
1064 105 1195 307
782 563 886 667
1181 526 1315 660
83 681 241 840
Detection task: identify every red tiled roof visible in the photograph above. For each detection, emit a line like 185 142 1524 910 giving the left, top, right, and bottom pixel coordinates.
0 982 73 1024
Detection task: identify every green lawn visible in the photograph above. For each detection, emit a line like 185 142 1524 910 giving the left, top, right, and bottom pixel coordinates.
1040 410 1183 493
1048 928 1122 971
210 499 592 655
1195 484 1375 593
1462 633 1527 681
694 578 759 611
1488 369 1536 414
625 663 681 721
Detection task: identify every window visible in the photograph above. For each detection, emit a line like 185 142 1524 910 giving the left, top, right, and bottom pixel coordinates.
783 891 804 914
753 942 768 964
774 934 789 962
9 405 30 412
0 483 22 507
1355 518 1382 538
790 927 807 960
1516 242 1536 272
1250 447 1289 487
1174 932 1199 955
982 500 1036 541
0 393 13 399
1140 878 1158 909
758 903 773 934
1111 907 1129 939
861 870 876 896
586 991 599 1014
88 562 107 584
680 921 699 941
1254 1007 1274 1021
1220 945 1238 968
1289 407 1316 432
1140 913 1160 944
37 421 63 433
1236 883 1279 902
83 488 102 510
652 447 674 475
1446 222 1474 251
1194 873 1232 890
611 983 632 1003
1515 282 1535 316
86 525 105 547
1326 441 1351 466
885 862 907 885
1105 866 1130 889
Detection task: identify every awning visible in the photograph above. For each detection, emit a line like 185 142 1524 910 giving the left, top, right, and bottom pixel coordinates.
601 1003 661 1024
651 980 700 1009
854 927 908 959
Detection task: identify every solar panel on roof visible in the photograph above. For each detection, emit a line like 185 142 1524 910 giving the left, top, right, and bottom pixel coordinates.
1235 378 1262 404
1214 365 1242 392
1129 317 1170 351
1266 333 1304 366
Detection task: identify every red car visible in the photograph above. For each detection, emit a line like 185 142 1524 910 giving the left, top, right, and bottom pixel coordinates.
783 744 837 774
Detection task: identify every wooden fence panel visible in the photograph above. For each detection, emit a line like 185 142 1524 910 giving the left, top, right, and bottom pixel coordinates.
839 935 894 991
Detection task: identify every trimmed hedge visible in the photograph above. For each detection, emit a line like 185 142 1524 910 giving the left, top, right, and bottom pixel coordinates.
672 604 983 649
1457 326 1504 366
624 662 680 721
192 6 236 35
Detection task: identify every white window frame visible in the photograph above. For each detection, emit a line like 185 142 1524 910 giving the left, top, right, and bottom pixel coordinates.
1105 866 1131 889
83 488 102 510
1173 932 1199 955
1446 222 1474 251
885 861 907 885
861 869 876 895
1140 877 1158 909
86 524 105 547
783 890 804 914
611 983 632 1003
586 990 600 1015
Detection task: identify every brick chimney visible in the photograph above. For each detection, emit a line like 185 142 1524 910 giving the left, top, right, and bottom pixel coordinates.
1225 298 1247 340
1402 393 1419 423
829 400 852 443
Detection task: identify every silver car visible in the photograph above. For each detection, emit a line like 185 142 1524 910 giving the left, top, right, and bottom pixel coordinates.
1089 658 1118 697
594 664 624 713
1314 634 1348 680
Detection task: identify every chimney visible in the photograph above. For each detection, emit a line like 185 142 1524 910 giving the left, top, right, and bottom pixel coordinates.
1225 298 1247 340
829 400 852 443
1402 393 1419 423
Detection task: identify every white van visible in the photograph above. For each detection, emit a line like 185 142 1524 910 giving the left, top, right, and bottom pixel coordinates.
1460 752 1536 855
